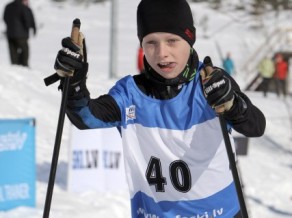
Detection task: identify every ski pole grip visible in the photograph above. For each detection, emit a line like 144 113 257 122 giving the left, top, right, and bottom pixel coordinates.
43 18 81 86
71 18 81 44
203 56 214 79
202 56 226 113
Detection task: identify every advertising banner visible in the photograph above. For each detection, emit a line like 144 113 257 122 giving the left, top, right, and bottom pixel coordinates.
0 118 36 211
68 126 127 193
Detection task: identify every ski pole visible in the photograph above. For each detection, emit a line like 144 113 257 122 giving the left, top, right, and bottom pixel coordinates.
42 18 81 218
218 115 248 218
203 56 249 218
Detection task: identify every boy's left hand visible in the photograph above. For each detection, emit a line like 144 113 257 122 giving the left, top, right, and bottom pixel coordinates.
54 36 84 77
202 69 234 113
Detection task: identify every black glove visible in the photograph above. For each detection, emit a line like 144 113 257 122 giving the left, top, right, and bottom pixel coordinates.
55 35 89 93
44 32 88 87
202 68 234 112
58 62 89 89
54 37 84 77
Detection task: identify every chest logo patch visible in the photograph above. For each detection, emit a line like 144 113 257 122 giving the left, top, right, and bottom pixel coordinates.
126 105 136 121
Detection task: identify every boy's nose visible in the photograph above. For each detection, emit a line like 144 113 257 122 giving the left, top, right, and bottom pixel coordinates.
156 43 168 58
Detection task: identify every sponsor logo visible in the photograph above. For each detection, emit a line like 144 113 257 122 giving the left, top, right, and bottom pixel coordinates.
72 149 122 170
136 207 224 218
0 131 27 152
205 79 225 95
126 105 136 121
62 48 81 59
185 28 194 40
137 207 160 218
176 208 223 218
0 183 30 202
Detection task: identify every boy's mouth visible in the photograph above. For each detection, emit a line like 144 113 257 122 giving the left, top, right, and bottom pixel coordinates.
158 62 175 69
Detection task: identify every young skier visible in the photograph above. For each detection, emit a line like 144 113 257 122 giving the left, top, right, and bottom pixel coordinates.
53 0 266 217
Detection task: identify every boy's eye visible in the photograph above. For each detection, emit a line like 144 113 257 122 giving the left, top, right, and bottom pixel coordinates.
147 40 156 45
168 39 178 44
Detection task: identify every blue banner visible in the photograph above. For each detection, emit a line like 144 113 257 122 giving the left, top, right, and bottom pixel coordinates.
0 118 36 211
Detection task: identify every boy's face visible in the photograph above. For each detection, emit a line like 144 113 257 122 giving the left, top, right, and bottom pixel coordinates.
23 0 29 6
142 32 190 79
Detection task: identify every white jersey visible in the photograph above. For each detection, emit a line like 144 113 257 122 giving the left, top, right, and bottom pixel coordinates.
109 71 240 218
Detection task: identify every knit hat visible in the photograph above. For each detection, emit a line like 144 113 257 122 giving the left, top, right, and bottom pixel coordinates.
137 0 196 47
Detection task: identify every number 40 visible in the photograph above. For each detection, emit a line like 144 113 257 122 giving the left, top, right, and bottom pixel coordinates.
145 156 192 193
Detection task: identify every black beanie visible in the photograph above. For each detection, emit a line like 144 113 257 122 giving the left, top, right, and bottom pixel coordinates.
137 0 196 47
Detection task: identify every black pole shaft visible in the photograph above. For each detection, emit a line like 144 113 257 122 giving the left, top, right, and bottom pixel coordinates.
43 77 70 218
218 115 249 218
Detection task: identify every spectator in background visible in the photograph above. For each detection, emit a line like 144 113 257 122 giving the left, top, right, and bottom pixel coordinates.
222 52 235 76
137 46 144 73
3 0 37 67
274 53 288 98
258 56 275 97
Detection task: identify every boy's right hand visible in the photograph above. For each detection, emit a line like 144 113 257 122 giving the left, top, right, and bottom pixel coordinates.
54 36 84 77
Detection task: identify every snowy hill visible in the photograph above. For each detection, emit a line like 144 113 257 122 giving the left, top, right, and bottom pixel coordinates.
0 0 291 217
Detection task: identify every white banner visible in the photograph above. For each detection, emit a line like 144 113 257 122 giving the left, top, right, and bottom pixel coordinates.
67 126 127 193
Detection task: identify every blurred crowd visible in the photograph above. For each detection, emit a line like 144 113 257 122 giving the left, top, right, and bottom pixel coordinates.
258 53 289 98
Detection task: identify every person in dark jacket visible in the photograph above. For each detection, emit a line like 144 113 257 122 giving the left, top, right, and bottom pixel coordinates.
3 0 36 67
50 0 266 217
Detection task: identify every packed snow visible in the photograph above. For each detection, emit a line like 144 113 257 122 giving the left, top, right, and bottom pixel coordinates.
0 0 291 217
